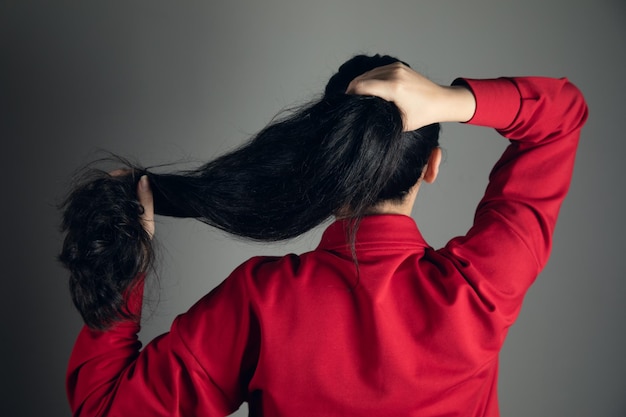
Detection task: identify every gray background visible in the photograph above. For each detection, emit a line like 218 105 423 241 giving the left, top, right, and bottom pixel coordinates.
2 1 625 416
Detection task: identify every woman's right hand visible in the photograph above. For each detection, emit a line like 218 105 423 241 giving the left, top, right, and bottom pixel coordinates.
346 62 476 131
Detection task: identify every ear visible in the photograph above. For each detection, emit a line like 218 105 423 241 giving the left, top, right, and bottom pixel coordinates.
422 147 442 184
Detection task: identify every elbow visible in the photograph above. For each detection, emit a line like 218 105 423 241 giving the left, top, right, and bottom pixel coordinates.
561 79 589 131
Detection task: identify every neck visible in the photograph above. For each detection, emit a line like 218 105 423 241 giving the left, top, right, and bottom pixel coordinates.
337 184 420 218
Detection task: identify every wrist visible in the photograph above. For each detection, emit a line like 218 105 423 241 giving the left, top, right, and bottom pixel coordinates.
440 85 477 123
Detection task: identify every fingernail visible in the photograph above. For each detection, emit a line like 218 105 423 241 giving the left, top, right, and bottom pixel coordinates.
140 175 148 190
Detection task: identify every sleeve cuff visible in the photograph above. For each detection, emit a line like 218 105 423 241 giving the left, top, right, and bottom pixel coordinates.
452 77 521 130
119 273 146 325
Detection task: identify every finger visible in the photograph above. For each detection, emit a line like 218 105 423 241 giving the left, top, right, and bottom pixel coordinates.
346 78 391 99
346 71 402 99
345 62 406 94
137 175 155 239
346 68 386 94
109 168 132 177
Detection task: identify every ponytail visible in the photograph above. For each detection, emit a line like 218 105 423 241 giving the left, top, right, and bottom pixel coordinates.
59 55 440 329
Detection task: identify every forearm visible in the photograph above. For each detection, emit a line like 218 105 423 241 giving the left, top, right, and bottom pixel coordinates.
67 278 145 415
437 84 477 124
457 76 588 138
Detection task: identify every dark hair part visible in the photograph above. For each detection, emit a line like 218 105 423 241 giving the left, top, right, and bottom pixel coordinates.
59 54 440 329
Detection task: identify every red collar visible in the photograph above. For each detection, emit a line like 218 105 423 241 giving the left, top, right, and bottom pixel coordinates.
317 214 430 253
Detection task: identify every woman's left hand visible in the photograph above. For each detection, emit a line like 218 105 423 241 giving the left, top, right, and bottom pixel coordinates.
137 175 155 239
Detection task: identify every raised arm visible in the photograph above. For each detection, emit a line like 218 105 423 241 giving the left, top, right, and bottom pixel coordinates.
442 76 588 321
350 64 588 326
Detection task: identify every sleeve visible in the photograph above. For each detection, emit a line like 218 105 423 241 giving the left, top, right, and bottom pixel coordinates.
439 76 588 325
66 264 260 417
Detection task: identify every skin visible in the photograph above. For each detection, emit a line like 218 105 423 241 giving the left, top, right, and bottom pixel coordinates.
365 149 440 217
136 63 477 233
138 175 155 238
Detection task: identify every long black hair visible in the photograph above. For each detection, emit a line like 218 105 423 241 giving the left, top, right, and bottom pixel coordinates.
59 54 440 329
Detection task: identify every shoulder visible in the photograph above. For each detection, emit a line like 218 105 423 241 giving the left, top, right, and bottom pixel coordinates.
229 253 304 282
228 253 307 295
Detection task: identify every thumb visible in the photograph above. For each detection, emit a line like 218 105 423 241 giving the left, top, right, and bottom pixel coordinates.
137 175 155 239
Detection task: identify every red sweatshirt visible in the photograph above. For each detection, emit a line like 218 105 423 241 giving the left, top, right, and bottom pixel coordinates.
67 76 588 416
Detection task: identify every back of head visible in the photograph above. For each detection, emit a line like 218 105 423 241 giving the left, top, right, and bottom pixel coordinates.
324 54 441 205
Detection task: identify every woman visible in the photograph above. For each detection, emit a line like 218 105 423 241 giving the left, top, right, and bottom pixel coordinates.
60 55 588 416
